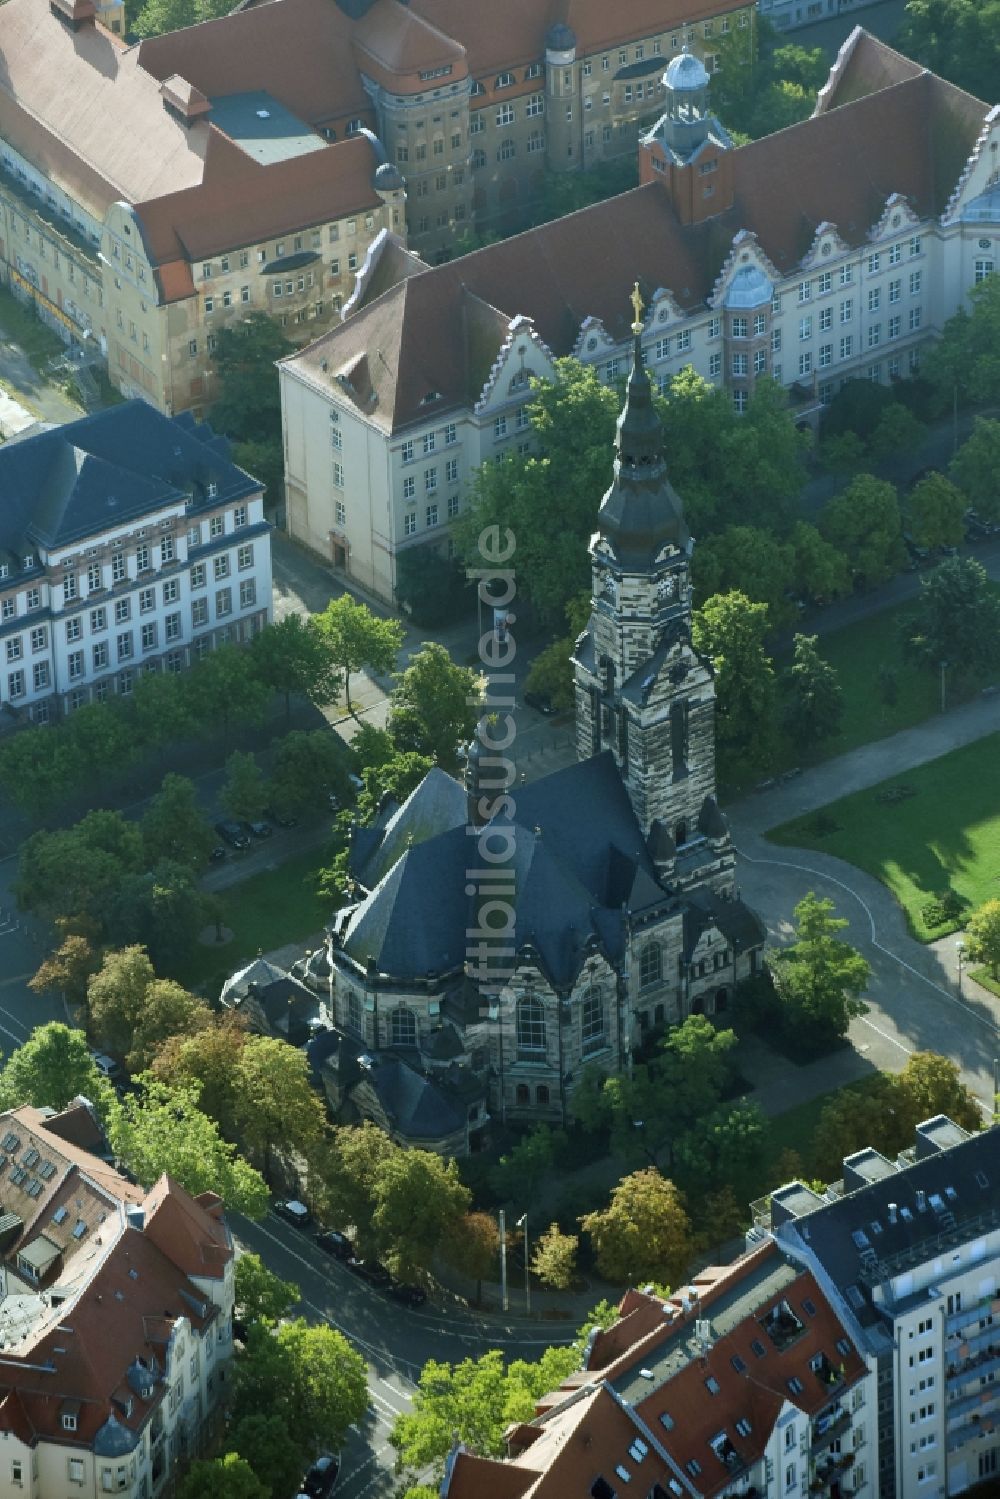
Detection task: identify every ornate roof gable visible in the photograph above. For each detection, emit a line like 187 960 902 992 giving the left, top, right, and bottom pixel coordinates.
868 192 920 242
800 221 851 269
709 231 782 313
942 105 1000 226
474 314 556 414
572 314 618 362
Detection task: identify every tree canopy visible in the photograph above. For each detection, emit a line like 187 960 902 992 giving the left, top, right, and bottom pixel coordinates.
900 555 1000 675
141 773 214 872
767 892 870 1053
692 591 776 763
234 1252 300 1325
389 642 481 771
580 1168 693 1287
966 899 1000 980
314 595 404 710
233 1319 368 1458
820 474 905 586
0 1024 112 1115
780 633 844 751
251 614 342 721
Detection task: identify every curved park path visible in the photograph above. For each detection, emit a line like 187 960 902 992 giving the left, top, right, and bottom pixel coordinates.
729 689 1000 1117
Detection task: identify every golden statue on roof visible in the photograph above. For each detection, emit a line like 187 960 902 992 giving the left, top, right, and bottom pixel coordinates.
630 281 644 334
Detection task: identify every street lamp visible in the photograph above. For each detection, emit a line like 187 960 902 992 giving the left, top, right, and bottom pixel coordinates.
498 1208 508 1314
956 939 966 997
516 1213 530 1316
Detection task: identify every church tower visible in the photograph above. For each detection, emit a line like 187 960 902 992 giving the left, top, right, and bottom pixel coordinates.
573 287 734 895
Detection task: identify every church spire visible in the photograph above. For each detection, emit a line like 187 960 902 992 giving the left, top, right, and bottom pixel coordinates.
595 283 689 570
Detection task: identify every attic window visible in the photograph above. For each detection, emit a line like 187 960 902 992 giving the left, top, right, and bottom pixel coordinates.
731 1354 747 1374
802 1298 817 1317
2 1133 19 1153
736 1418 752 1438
420 390 441 404
38 1160 55 1180
751 1339 766 1358
705 1376 720 1395
72 1221 87 1240
61 1413 77 1432
52 1207 68 1225
614 1466 631 1483
22 1149 38 1168
787 1376 804 1395
976 1171 990 1188
836 1338 852 1357
659 1412 674 1430
255 109 271 119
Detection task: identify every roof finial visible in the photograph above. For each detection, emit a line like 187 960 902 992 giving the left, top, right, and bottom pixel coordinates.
630 281 644 336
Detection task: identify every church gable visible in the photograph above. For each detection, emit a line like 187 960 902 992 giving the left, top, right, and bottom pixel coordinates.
942 106 1000 226
474 314 558 416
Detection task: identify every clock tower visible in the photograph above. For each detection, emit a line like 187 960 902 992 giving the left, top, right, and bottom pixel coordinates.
573 287 733 894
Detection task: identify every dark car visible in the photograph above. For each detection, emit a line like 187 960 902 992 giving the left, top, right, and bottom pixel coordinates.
266 807 299 828
248 819 272 839
345 1257 391 1287
386 1281 427 1307
274 1199 311 1230
524 690 556 716
209 845 227 863
298 1454 340 1499
315 1230 353 1261
215 820 250 850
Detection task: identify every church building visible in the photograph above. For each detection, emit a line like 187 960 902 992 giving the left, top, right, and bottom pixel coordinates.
321 303 764 1154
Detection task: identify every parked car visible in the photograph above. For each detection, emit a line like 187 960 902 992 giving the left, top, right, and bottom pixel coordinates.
315 1230 353 1261
298 1455 340 1499
209 845 227 863
266 807 299 828
345 1257 391 1287
248 819 272 839
215 820 250 850
274 1199 311 1229
347 772 365 795
89 1050 125 1086
386 1281 427 1307
523 690 556 716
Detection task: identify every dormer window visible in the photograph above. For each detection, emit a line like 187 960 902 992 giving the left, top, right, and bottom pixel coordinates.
22 555 33 570
495 73 515 89
61 1412 78 1432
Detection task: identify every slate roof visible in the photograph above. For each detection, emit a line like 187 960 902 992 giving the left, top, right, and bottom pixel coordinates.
311 33 988 433
0 401 257 560
362 1055 465 1138
349 765 468 890
774 1121 1000 1328
339 752 673 988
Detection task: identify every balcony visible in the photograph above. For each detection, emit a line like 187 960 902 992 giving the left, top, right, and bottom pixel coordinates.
947 1345 1000 1387
809 1452 855 1492
812 1408 850 1452
946 1388 1000 1453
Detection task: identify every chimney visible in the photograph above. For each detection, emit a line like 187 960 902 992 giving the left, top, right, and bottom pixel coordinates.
50 0 96 27
159 76 212 128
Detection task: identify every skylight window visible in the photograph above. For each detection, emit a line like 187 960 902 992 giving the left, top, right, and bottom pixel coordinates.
71 1221 87 1240
51 1207 68 1226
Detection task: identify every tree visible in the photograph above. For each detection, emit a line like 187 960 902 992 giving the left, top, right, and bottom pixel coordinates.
867 403 925 463
692 591 776 761
187 645 270 748
17 810 143 929
108 861 206 974
131 670 197 753
790 521 850 605
821 474 905 586
443 1212 499 1304
908 472 966 551
0 1023 111 1113
233 1319 368 1457
395 547 471 627
369 1146 471 1280
0 723 77 814
951 417 1000 523
230 1414 303 1499
63 704 140 793
674 1102 768 1194
489 1125 561 1206
314 594 404 711
251 614 342 722
234 1252 300 1324
530 1222 578 1290
893 1051 982 1137
966 898 1000 980
141 773 214 871
87 946 157 1060
580 1169 693 1287
177 1455 267 1499
322 1122 400 1255
107 1079 269 1218
220 751 268 824
125 979 210 1073
693 525 795 621
211 313 294 444
899 0 1000 111
524 592 590 713
389 642 481 770
150 1016 248 1138
900 555 1000 676
231 1037 328 1184
391 1344 579 1473
925 273 1000 410
780 633 843 751
268 729 351 820
768 892 870 1052
29 933 98 1010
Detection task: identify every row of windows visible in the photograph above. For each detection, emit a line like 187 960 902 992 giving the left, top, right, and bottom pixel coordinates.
402 497 462 534
400 425 459 461
795 240 922 303
515 993 605 1055
198 219 373 280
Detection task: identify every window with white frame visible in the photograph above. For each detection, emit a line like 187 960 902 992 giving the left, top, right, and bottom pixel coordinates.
817 271 831 294
910 306 922 330
839 264 853 286
840 335 853 358
909 235 922 257
732 353 749 376
676 330 691 352
840 299 853 323
797 280 811 303
819 344 832 368
910 270 922 296
869 287 881 312
819 306 832 331
209 515 224 539
798 351 812 375
216 588 232 617
160 537 175 564
404 512 416 537
709 352 722 378
976 258 994 283
753 312 766 336
799 316 812 341
240 580 256 609
214 555 230 581
889 278 901 303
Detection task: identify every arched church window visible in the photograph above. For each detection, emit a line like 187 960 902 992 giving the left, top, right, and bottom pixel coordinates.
347 989 363 1036
516 996 546 1054
675 820 687 846
639 942 662 989
581 989 605 1055
390 1006 417 1048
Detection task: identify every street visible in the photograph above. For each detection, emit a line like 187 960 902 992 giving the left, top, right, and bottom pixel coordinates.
235 1211 578 1499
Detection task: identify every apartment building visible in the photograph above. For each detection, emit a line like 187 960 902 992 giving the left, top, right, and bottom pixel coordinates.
0 1100 234 1498
441 1242 876 1499
757 0 885 35
279 27 999 604
755 1115 1000 1498
0 401 271 724
0 0 404 420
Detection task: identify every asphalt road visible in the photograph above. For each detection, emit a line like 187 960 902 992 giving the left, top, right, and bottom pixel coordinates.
235 1211 577 1499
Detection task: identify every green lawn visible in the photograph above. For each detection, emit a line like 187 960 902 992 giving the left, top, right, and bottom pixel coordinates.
768 732 1000 940
723 589 1000 797
179 848 332 993
0 284 66 369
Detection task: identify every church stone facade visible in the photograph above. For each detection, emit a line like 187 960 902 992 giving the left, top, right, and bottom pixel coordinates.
322 320 764 1151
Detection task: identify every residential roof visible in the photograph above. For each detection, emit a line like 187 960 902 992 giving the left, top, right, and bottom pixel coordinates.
362 1055 465 1138
773 1120 1000 1328
350 765 468 890
0 401 258 559
353 0 469 95
207 90 328 166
